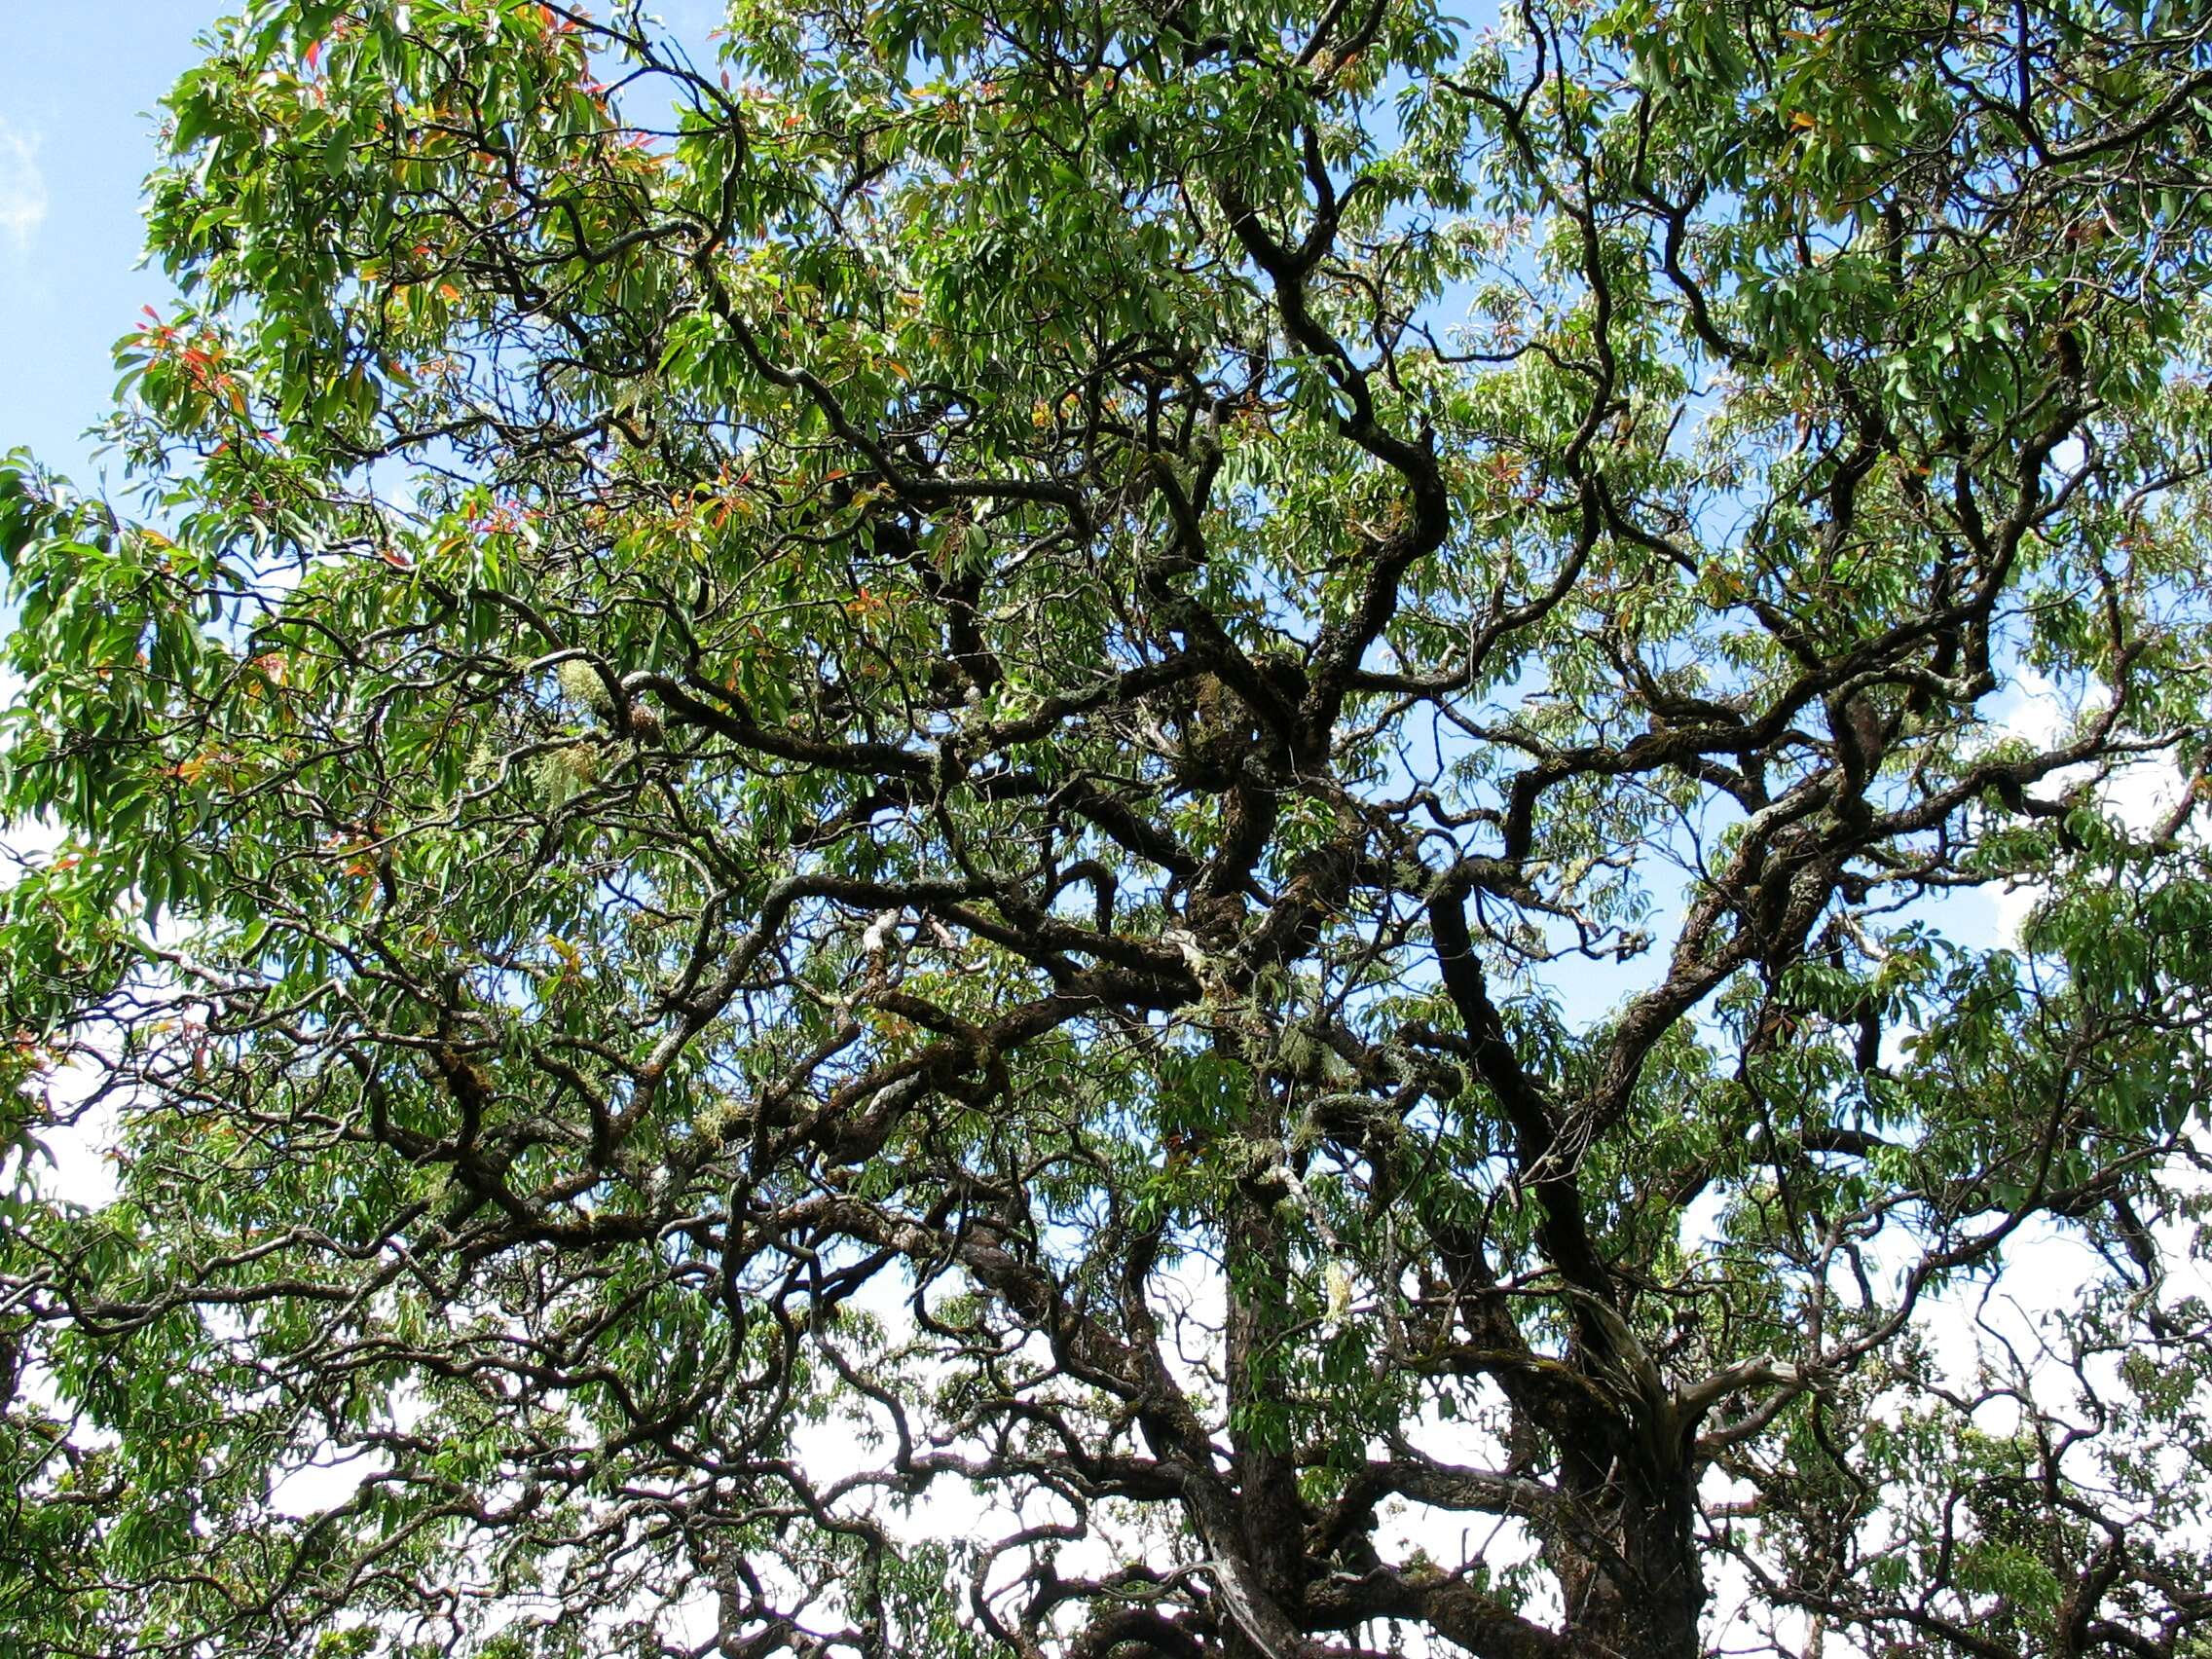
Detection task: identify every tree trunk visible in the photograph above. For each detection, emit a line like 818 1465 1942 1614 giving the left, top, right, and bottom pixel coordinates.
1553 1452 1706 1659
1221 1190 1309 1659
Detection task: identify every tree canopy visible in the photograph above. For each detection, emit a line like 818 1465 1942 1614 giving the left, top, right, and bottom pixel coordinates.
7 0 2212 1655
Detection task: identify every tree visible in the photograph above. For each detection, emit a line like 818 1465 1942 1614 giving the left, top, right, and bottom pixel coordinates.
6 0 2212 1653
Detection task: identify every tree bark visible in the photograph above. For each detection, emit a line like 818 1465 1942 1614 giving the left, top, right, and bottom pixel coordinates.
1553 1449 1705 1659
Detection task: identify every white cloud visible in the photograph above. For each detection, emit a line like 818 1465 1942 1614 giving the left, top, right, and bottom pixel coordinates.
0 117 48 251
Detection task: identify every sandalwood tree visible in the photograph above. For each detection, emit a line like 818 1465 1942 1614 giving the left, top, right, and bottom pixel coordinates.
7 0 2212 1654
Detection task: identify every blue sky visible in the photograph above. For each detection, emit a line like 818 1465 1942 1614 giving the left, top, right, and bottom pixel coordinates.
0 3 216 491
0 9 2150 1427
0 2 733 493
0 0 2048 983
